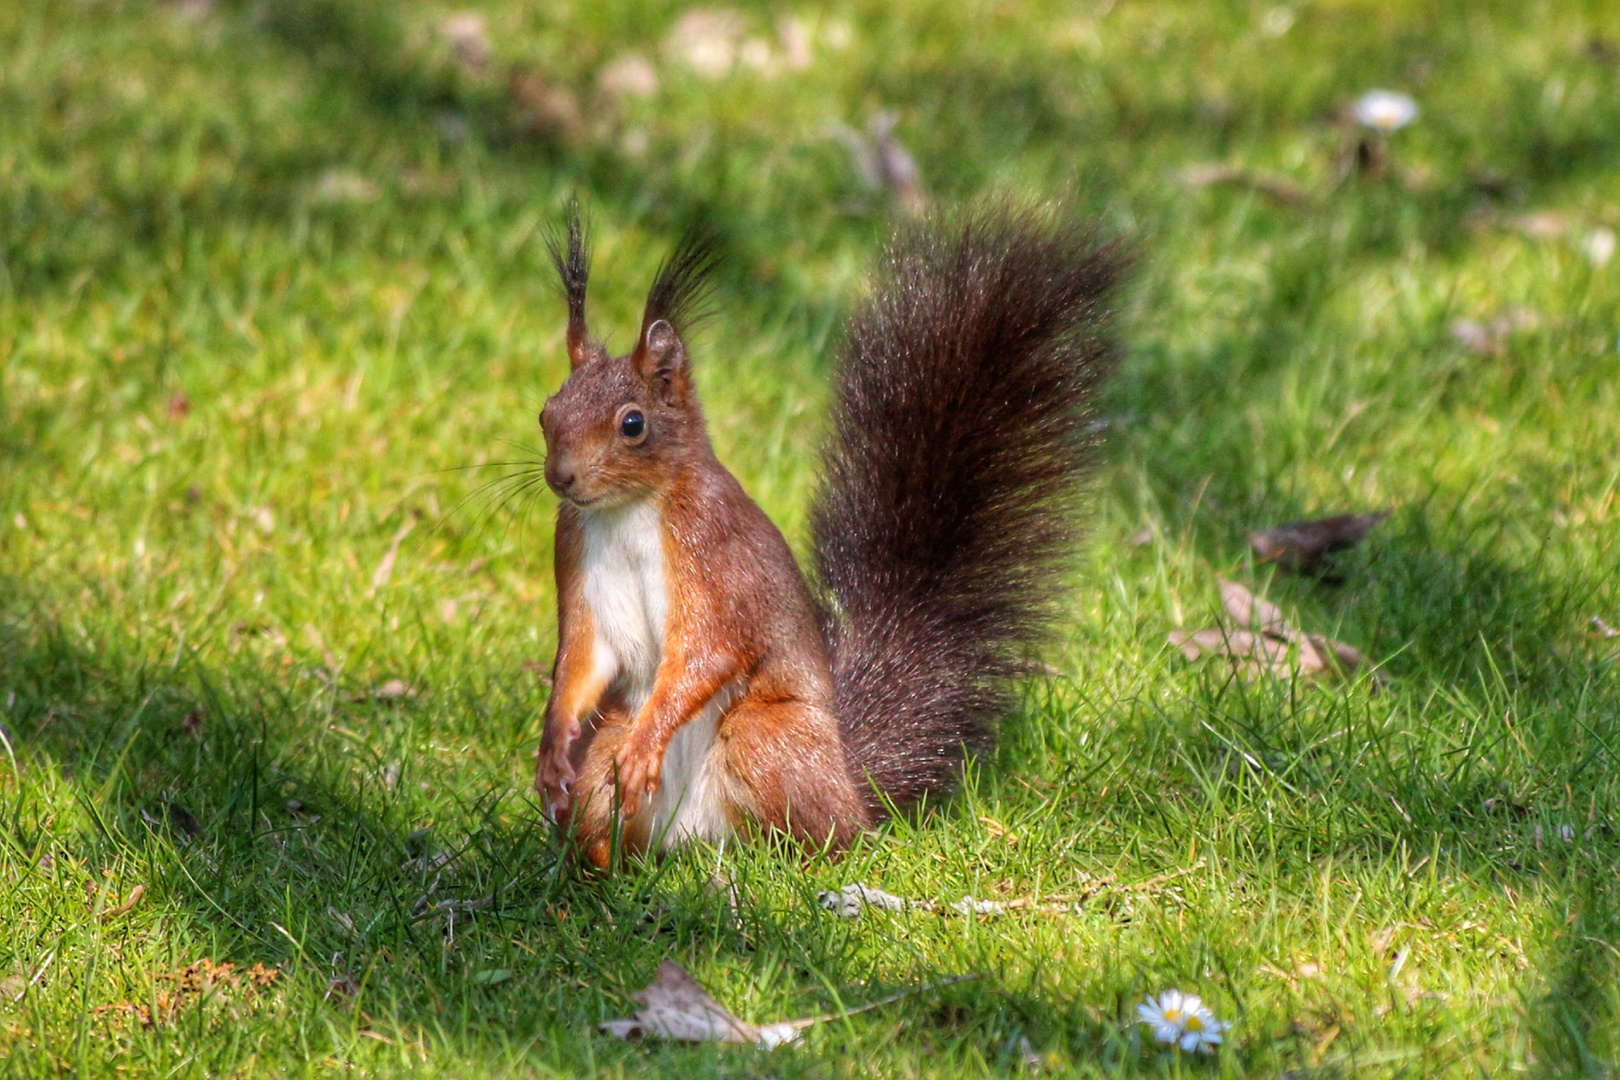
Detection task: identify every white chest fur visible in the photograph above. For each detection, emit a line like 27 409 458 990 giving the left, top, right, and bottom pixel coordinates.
579 501 668 709
576 500 729 847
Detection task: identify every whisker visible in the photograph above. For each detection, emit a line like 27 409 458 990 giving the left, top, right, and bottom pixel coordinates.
487 476 555 547
496 438 548 457
430 460 543 476
506 478 558 549
432 468 549 540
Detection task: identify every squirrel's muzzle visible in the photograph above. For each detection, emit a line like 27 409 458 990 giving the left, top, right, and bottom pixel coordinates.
544 456 577 498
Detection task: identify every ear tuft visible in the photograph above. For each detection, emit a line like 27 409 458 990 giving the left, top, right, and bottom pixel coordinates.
545 199 600 370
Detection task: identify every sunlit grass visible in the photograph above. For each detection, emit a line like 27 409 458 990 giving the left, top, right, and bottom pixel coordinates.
2 0 1618 1076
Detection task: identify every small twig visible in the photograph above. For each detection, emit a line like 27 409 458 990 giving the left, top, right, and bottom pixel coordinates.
1124 862 1204 892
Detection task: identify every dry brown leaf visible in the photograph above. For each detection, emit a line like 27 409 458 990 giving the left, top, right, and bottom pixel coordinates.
1248 511 1390 576
601 961 807 1048
244 963 280 988
100 957 278 1027
1219 578 1290 636
1172 580 1381 687
165 393 191 422
601 961 976 1049
1169 626 1288 665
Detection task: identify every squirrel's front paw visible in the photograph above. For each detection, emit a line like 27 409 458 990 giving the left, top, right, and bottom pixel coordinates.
608 739 662 818
535 726 580 820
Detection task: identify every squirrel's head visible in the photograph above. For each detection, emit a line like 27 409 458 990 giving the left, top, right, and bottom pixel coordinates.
539 208 717 510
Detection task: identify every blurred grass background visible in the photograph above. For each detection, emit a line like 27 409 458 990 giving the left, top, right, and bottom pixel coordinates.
1 0 1618 1076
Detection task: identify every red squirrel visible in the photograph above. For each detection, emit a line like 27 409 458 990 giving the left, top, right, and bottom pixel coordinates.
533 205 1122 868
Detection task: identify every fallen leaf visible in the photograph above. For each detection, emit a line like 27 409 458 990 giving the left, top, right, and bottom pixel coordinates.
1171 579 1381 687
1248 511 1390 577
1219 577 1290 637
1169 626 1286 664
165 393 191 422
601 960 976 1049
601 960 772 1045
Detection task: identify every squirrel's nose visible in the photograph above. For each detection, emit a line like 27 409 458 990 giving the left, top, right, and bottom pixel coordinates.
545 459 576 494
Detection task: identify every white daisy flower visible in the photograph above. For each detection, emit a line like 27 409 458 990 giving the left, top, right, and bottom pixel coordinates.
1137 989 1229 1053
1351 90 1419 132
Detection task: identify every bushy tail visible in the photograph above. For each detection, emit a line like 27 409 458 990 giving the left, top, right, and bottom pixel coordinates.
810 206 1125 815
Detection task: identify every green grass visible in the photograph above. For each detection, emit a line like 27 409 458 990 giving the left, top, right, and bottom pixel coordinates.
3 0 1619 1075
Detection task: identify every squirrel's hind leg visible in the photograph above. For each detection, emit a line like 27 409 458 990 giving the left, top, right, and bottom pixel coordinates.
720 699 871 854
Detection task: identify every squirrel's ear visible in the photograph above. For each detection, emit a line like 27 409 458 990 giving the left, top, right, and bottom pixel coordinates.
544 200 600 371
635 318 687 387
632 225 717 391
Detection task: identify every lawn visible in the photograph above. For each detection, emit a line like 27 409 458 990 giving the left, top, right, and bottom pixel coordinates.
2 0 1619 1075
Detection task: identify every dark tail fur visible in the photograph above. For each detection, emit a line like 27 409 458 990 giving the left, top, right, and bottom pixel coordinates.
810 206 1125 815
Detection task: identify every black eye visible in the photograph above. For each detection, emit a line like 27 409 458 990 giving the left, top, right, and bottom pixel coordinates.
619 409 646 440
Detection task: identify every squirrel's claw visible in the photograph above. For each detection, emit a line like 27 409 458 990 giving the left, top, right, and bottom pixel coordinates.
535 741 578 821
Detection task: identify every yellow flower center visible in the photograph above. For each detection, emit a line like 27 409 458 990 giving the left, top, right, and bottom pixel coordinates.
1186 1015 1204 1032
1163 1009 1183 1024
